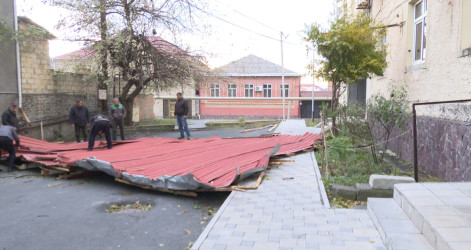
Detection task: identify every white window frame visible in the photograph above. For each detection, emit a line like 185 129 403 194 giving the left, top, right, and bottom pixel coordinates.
227 83 237 97
263 83 272 98
413 0 427 63
244 83 254 97
280 83 290 97
210 83 220 97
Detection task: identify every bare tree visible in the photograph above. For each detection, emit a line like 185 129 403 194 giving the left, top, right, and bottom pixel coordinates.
45 0 210 124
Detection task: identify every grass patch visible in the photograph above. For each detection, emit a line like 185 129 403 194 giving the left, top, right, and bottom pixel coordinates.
305 119 321 127
208 120 240 124
316 132 444 188
327 190 367 208
106 201 153 213
140 119 176 125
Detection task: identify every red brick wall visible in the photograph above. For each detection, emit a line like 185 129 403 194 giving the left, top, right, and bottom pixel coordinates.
199 76 301 118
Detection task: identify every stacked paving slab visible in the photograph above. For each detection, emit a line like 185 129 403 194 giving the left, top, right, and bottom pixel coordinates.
368 182 471 250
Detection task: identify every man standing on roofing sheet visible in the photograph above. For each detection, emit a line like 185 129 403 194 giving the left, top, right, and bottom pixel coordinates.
174 92 191 139
69 100 90 143
2 102 19 129
0 125 20 172
88 114 112 151
109 98 126 141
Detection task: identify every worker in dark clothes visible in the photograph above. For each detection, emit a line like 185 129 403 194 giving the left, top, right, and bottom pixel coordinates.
69 100 90 143
109 98 126 141
88 114 112 151
174 92 191 140
2 102 19 129
0 125 20 172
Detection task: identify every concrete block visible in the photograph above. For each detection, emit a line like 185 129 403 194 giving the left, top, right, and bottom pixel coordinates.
369 174 415 189
356 183 393 201
329 184 357 200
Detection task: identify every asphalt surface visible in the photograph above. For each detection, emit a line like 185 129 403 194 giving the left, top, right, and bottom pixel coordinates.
0 128 269 250
129 127 274 140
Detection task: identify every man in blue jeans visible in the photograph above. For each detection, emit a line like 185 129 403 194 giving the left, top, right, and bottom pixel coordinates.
174 92 191 140
88 114 112 151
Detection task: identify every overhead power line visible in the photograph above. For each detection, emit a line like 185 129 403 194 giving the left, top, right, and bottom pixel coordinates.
214 0 281 33
196 6 297 46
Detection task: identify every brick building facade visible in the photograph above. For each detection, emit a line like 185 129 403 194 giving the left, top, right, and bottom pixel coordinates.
199 55 301 119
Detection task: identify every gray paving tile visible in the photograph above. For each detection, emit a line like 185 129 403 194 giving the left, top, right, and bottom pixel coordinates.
192 120 385 250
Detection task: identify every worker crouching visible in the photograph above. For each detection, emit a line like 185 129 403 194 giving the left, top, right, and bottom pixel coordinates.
88 114 112 151
0 125 20 172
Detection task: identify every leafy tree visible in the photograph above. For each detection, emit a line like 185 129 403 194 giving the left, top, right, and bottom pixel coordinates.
306 13 387 136
44 0 209 125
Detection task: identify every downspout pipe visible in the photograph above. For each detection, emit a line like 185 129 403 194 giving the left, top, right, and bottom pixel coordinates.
13 0 22 107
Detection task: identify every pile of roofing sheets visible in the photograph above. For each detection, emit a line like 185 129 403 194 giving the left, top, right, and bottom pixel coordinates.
14 133 321 191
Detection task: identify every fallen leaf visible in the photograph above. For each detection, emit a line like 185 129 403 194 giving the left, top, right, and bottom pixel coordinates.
178 210 189 215
158 243 164 247
47 183 62 187
184 229 191 235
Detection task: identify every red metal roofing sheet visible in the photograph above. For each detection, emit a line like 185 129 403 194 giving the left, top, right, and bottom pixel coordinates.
14 134 322 190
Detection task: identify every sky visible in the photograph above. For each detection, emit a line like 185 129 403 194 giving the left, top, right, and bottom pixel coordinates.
16 0 335 88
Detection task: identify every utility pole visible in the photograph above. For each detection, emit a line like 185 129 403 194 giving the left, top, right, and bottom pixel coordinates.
280 32 285 120
311 43 315 121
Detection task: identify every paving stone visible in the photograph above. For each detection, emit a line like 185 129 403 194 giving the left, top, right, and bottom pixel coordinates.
192 121 385 250
369 174 414 189
345 241 375 250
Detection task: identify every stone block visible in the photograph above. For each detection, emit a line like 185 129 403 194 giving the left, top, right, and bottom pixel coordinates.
329 184 357 200
356 183 393 201
369 174 415 189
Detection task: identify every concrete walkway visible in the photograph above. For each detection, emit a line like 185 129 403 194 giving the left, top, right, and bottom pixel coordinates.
192 120 384 250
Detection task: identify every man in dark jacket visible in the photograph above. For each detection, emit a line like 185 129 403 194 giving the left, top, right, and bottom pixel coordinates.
88 114 112 151
109 98 126 141
2 102 19 129
0 125 20 172
174 92 191 139
69 100 90 143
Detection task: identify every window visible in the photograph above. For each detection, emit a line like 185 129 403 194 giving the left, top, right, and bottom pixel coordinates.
263 84 272 98
244 83 254 97
280 83 289 97
210 83 219 97
413 0 426 62
228 83 237 97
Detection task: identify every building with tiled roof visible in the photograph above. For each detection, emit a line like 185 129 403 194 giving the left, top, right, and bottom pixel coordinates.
199 55 301 119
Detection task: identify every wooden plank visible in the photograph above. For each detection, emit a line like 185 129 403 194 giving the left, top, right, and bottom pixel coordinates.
277 159 295 162
18 108 31 124
56 171 101 180
41 169 62 176
14 163 39 170
240 125 273 133
267 123 278 132
235 171 266 190
114 178 198 197
44 166 71 172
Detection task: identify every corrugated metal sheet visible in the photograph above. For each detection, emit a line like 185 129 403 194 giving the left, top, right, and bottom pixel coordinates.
15 134 321 190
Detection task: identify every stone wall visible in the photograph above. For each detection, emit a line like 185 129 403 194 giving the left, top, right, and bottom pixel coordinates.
18 21 54 94
377 115 471 182
0 0 20 109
